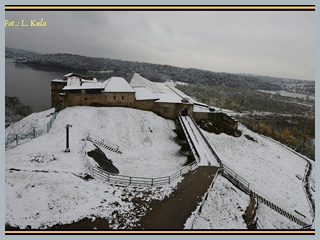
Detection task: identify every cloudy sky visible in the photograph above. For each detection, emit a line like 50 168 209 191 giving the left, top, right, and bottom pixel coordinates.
5 10 315 80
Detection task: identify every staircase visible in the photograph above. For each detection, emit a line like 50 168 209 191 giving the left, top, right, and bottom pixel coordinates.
86 133 122 154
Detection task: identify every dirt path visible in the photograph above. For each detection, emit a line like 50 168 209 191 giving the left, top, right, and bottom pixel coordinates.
35 166 218 230
136 166 218 229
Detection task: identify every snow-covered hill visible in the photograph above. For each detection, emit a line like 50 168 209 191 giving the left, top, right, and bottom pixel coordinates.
5 106 314 229
203 125 315 225
6 107 186 177
5 107 186 229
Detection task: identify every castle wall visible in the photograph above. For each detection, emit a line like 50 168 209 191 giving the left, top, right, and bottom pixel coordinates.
63 91 135 107
154 102 194 119
193 111 239 131
135 100 156 112
51 81 67 107
51 79 238 135
102 92 136 107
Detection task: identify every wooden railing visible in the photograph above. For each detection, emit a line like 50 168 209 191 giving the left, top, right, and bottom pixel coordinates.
221 164 250 194
221 164 311 228
83 137 198 187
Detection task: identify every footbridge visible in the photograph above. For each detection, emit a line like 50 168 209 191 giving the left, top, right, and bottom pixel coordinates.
178 114 221 167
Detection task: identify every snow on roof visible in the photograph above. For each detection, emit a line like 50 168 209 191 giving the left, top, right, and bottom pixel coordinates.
63 85 104 90
52 79 67 83
193 105 210 113
129 73 162 93
194 102 208 107
154 83 185 103
134 87 160 101
63 78 105 90
103 77 135 93
63 73 95 79
166 85 195 103
64 72 75 77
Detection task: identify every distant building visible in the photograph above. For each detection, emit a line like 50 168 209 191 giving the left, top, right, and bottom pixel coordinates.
52 72 193 119
51 72 238 133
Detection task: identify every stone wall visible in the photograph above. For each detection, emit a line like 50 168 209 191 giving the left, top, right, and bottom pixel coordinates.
62 91 135 108
194 111 240 136
51 81 67 107
135 100 156 112
51 81 240 135
194 112 238 131
154 102 194 119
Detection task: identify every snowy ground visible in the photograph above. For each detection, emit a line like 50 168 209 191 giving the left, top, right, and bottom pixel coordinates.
5 108 55 138
6 168 174 229
190 175 249 229
5 106 314 229
6 107 187 178
5 108 57 150
202 124 314 224
5 107 186 229
256 202 300 229
187 173 305 229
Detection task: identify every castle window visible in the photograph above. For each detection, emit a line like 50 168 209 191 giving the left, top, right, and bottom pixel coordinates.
114 96 116 100
122 96 124 100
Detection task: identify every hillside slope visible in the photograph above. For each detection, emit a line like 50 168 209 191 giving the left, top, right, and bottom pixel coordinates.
5 106 314 229
203 125 315 224
5 107 186 229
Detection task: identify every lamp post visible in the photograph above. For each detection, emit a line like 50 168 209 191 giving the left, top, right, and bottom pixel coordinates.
65 124 72 152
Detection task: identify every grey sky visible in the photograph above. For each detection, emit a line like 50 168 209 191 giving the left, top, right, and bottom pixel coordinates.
5 11 315 80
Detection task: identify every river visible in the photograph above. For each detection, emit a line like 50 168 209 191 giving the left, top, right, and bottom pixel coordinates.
5 58 114 112
5 58 73 112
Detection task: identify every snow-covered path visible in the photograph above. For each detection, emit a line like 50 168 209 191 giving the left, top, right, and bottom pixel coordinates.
179 115 219 167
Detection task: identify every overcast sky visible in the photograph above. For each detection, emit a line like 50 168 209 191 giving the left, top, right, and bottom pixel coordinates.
5 11 315 80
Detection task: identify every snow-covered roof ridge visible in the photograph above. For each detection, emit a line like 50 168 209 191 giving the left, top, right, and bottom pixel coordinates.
129 73 162 93
64 72 75 77
52 79 67 83
103 77 135 93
